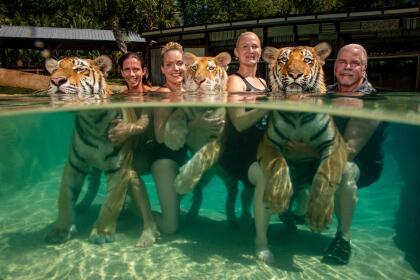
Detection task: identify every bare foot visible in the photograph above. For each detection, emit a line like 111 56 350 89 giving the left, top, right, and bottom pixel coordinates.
255 245 275 264
136 226 160 248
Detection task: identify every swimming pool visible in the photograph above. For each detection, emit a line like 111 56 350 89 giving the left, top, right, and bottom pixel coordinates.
0 91 419 279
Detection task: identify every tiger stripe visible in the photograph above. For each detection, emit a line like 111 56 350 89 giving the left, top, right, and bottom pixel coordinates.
260 42 347 232
44 56 139 244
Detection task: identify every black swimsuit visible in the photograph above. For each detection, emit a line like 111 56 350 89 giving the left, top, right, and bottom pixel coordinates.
219 73 269 186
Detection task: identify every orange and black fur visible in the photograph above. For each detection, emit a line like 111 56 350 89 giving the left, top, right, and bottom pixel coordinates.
259 43 347 232
44 56 139 243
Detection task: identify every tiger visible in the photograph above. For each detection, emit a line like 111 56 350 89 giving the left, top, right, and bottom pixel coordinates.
163 52 240 226
43 56 149 244
259 42 347 232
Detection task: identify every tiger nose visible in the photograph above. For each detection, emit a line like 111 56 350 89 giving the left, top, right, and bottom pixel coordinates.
51 76 67 86
194 76 205 85
288 71 303 80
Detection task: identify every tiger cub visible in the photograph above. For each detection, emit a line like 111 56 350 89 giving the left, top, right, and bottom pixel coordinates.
163 52 230 193
259 42 347 232
44 56 146 244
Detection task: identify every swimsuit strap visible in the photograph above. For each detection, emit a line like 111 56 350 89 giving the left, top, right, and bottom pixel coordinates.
234 72 269 92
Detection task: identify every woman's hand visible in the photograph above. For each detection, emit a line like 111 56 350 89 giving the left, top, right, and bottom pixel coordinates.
108 119 132 146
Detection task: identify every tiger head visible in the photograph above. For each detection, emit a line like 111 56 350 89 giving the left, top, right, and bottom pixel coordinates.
262 42 331 94
45 56 112 100
183 52 231 94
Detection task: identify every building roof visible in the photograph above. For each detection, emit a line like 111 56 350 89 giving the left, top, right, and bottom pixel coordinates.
142 6 420 37
0 25 146 50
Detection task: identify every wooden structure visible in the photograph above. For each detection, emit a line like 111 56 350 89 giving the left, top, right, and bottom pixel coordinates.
0 25 146 69
142 6 420 91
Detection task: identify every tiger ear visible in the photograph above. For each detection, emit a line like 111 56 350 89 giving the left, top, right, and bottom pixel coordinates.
94 55 113 77
183 52 196 67
45 58 58 74
262 47 280 64
314 42 331 64
215 52 231 70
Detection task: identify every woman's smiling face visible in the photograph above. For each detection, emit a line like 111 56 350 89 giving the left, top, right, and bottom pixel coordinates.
234 33 262 66
161 49 185 85
121 57 145 89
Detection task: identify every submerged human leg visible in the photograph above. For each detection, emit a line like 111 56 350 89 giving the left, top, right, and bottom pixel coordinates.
249 162 274 264
322 162 359 265
128 173 160 247
152 159 180 234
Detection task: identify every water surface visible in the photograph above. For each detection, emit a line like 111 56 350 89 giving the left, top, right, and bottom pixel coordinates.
0 89 419 279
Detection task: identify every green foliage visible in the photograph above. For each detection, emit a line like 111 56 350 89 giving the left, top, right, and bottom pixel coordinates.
179 0 346 25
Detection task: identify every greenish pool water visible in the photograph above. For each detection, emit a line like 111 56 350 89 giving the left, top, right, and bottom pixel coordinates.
0 91 419 279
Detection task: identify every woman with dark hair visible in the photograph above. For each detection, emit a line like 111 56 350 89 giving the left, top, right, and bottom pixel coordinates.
76 52 159 248
118 52 152 95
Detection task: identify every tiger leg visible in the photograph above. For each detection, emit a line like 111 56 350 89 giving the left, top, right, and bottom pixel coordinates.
174 138 222 194
186 182 204 221
307 131 347 232
89 169 131 244
45 163 84 243
76 167 101 214
186 171 212 222
240 181 254 224
217 166 240 228
257 134 293 214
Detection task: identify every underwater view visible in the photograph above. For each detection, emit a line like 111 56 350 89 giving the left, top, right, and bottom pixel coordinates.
0 90 419 280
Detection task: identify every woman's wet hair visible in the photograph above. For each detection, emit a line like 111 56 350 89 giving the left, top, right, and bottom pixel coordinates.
118 52 145 69
118 52 151 86
161 42 183 64
235 31 260 48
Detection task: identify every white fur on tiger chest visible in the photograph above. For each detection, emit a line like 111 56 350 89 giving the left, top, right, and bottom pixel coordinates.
268 111 334 149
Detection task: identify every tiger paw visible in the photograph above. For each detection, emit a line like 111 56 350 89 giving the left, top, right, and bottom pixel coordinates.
174 180 195 194
45 224 77 244
307 196 334 232
264 176 293 214
164 129 186 151
173 171 196 194
88 228 115 244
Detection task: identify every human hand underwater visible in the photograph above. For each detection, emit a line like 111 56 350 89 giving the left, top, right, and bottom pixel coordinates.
108 119 131 146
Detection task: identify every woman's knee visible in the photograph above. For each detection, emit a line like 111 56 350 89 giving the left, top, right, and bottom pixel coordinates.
248 162 264 187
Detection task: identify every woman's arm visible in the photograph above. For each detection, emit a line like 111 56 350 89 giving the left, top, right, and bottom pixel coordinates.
227 75 268 132
227 108 268 132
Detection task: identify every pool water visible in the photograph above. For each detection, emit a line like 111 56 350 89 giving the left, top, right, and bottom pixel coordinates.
0 92 419 279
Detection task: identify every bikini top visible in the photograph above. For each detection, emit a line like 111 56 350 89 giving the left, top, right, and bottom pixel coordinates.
233 72 270 93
